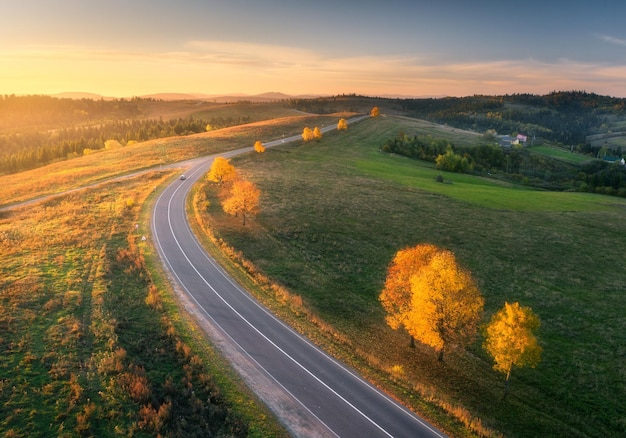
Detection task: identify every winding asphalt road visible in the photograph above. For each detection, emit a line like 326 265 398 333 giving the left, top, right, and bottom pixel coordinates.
151 118 446 437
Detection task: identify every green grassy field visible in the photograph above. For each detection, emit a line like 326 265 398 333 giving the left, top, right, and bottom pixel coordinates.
198 115 626 437
528 145 592 164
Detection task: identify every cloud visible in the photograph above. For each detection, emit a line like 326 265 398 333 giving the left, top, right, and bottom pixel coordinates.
595 34 626 47
2 42 626 97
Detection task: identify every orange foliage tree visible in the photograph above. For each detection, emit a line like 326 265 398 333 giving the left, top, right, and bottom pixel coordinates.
313 126 322 140
484 302 542 399
337 118 348 131
254 140 266 153
222 179 261 225
207 156 238 186
380 244 484 361
370 106 380 117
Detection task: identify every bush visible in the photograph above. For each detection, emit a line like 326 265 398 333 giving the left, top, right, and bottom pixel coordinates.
436 149 473 173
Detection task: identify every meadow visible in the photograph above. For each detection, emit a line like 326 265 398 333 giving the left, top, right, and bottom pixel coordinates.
195 115 626 437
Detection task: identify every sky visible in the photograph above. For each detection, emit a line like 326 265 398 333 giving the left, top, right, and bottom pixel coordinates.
2 0 626 98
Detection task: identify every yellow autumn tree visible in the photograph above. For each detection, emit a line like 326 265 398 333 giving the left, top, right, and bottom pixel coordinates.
380 243 440 347
370 106 380 117
484 302 542 399
313 126 322 140
104 139 123 150
221 179 260 225
337 118 348 131
408 250 484 361
254 140 265 153
380 244 484 361
207 157 238 186
302 127 314 142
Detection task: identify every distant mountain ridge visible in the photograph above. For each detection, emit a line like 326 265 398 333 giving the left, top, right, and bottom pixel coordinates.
52 91 324 102
52 92 116 100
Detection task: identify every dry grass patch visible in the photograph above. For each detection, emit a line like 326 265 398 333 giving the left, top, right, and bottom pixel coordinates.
0 169 284 436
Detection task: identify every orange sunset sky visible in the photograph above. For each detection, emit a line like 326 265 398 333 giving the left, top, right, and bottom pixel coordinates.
2 0 626 98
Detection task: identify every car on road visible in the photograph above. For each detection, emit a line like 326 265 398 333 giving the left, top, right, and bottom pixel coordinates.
180 174 186 180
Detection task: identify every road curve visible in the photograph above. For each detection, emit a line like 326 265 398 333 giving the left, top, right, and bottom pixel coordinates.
151 117 446 437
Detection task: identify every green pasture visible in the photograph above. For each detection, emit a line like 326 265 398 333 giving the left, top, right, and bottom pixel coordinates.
210 115 626 437
528 145 592 164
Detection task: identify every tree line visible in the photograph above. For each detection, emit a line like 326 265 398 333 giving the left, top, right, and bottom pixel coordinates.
0 114 251 175
0 94 142 130
0 118 201 174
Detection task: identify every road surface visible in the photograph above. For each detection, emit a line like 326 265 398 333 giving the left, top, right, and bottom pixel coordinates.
151 117 446 437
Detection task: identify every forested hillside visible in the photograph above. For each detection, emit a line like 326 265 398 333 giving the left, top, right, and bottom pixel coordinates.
290 91 626 149
0 96 250 174
400 91 626 149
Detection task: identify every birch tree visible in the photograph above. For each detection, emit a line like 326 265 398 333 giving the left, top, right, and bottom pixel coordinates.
408 250 484 361
484 302 542 399
208 157 237 186
254 140 265 153
222 179 260 226
302 127 314 142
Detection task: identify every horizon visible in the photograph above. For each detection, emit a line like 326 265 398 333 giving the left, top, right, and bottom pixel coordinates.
2 1 626 98
10 89 625 101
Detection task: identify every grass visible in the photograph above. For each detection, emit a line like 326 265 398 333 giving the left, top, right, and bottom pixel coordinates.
355 154 623 212
195 115 626 437
191 101 304 122
0 171 286 437
135 100 300 122
528 145 592 164
389 115 485 148
137 100 301 122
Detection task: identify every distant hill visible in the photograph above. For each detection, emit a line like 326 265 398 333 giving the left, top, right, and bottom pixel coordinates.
140 92 207 101
52 92 114 100
49 91 323 103
190 92 323 103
